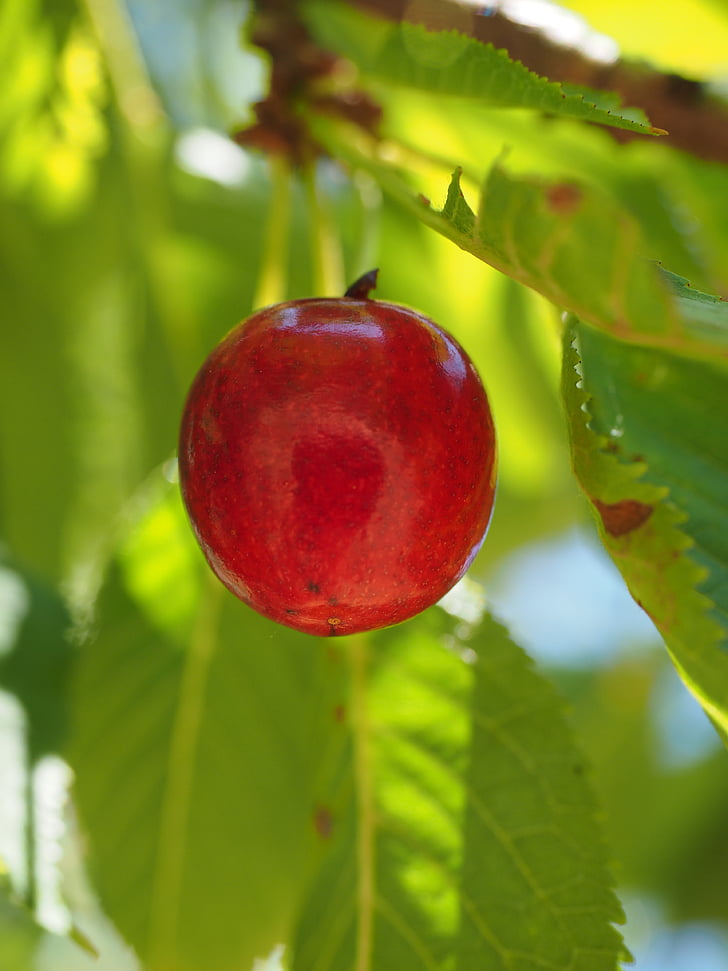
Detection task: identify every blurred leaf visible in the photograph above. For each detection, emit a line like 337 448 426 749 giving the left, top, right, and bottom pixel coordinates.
600 170 716 291
0 554 72 763
116 474 202 644
0 869 43 970
0 867 86 970
69 480 350 971
0 206 81 579
292 612 626 969
561 324 728 740
303 1 660 134
656 152 728 294
659 266 728 342
0 152 159 583
0 128 262 587
567 655 728 925
0 1 108 218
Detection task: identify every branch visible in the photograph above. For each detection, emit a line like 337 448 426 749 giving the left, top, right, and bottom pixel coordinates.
236 0 381 163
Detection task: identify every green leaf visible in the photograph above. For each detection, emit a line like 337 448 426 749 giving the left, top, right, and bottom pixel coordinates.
438 162 676 347
308 130 710 353
0 209 80 579
0 868 88 970
0 871 43 971
291 612 626 969
561 322 728 739
68 480 350 971
303 1 660 135
293 613 469 969
0 554 72 763
308 126 728 359
658 266 728 345
456 615 626 970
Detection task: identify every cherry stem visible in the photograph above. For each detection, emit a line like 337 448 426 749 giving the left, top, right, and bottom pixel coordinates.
301 160 344 297
344 269 379 299
253 156 292 309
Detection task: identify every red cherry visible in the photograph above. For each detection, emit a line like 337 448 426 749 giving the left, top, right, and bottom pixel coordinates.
179 292 496 636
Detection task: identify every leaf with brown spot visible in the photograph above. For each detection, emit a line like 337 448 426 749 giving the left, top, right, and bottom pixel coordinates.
313 805 334 840
546 183 583 213
592 497 654 537
562 323 728 744
309 126 726 355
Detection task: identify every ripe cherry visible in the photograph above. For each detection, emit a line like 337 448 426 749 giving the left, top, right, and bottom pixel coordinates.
179 274 496 636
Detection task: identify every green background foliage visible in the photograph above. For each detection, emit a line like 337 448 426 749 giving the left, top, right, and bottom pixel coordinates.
2 0 728 968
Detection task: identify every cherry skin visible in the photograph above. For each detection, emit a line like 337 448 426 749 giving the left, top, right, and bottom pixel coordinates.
179 293 496 636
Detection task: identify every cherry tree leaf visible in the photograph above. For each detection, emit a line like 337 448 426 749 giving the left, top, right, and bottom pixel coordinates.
658 266 728 345
561 322 728 739
292 612 472 970
303 1 660 134
308 121 728 356
291 612 626 969
456 615 626 970
308 126 728 357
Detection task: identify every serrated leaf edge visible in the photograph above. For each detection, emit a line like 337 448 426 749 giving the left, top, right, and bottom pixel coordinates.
562 327 728 736
461 615 630 968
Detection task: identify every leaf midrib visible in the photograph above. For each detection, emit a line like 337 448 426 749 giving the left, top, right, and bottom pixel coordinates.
351 635 375 971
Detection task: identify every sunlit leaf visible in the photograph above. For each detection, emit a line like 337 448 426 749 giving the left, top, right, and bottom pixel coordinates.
369 88 722 295
0 1 107 217
309 128 728 358
457 614 626 970
293 613 467 969
292 612 626 969
303 1 660 134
